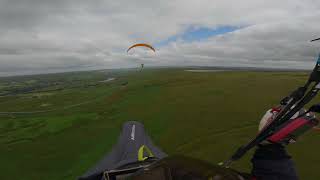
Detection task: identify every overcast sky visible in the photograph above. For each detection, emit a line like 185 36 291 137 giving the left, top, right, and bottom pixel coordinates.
1 0 320 76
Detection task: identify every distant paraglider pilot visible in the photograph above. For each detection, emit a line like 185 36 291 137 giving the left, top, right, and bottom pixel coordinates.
127 43 154 72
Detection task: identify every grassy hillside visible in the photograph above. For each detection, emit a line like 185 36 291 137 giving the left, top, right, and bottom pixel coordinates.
1 69 319 179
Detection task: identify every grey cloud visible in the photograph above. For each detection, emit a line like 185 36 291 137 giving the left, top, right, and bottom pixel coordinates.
1 0 320 76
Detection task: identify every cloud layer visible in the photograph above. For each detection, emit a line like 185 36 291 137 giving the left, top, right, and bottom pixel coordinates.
1 0 320 76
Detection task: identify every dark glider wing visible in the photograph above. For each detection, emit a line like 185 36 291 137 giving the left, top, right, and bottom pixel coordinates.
79 121 167 180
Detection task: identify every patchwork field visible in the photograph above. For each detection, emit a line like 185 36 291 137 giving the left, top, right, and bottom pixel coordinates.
1 69 319 179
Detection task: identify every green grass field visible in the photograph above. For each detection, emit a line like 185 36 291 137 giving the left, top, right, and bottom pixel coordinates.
1 69 320 180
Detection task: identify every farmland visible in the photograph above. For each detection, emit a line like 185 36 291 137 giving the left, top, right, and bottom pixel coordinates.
1 69 319 179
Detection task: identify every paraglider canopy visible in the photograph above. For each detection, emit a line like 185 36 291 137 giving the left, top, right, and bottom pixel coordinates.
127 43 155 71
127 43 155 53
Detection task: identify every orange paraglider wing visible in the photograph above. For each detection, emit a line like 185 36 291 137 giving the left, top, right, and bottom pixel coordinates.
127 43 155 53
